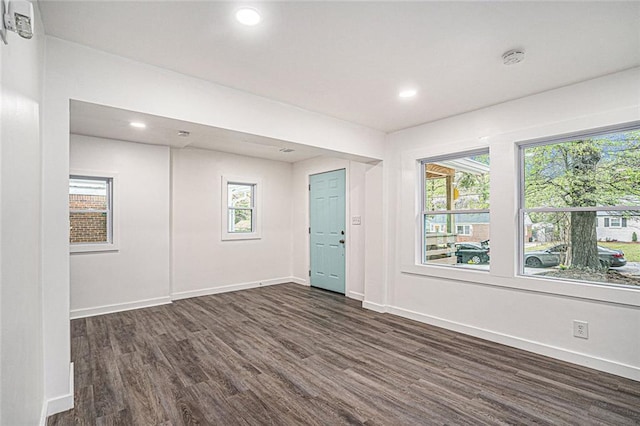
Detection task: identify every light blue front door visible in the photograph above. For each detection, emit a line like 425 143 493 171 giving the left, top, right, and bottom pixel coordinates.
310 169 346 294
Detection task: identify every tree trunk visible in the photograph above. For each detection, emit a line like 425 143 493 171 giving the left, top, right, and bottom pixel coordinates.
569 211 600 269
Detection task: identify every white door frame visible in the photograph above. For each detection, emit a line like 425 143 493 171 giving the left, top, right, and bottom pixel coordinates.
302 162 352 298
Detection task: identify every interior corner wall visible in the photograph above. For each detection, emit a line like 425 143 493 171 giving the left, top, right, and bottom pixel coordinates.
69 135 171 317
363 161 386 310
291 157 367 300
0 3 46 424
347 161 367 299
383 68 640 380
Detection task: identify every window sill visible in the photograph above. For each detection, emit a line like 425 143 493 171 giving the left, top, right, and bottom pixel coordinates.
401 263 490 282
70 243 119 254
401 263 640 307
221 232 261 241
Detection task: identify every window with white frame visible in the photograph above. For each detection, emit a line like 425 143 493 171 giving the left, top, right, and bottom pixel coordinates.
604 217 627 228
421 150 490 268
227 183 255 233
456 225 472 235
69 175 115 250
222 176 261 240
520 123 640 287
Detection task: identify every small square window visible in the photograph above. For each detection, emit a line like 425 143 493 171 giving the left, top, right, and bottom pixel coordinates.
456 225 472 236
69 174 118 253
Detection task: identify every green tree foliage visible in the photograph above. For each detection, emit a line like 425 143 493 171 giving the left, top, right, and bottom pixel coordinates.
524 129 640 268
228 184 253 232
425 155 490 211
460 153 490 210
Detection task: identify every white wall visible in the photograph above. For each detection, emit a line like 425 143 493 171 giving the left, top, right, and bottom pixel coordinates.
69 135 171 317
71 140 373 305
378 68 640 380
291 157 368 299
42 37 384 411
45 38 385 160
0 1 45 423
171 148 293 298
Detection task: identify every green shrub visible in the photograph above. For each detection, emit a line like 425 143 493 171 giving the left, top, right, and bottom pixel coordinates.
633 231 638 243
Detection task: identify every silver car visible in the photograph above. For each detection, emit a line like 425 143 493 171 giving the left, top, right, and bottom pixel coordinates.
524 250 561 268
547 244 627 268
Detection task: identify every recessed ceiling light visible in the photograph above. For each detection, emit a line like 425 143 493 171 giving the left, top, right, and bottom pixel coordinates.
177 130 190 137
279 148 295 153
236 8 261 26
398 89 417 99
130 122 146 128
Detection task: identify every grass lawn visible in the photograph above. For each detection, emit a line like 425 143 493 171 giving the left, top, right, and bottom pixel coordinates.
525 242 554 252
599 241 640 263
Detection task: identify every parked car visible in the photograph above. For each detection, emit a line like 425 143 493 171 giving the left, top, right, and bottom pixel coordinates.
547 244 627 267
455 242 490 264
523 250 561 268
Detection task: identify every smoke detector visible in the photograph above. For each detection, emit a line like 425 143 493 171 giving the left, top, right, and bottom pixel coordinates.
502 49 525 65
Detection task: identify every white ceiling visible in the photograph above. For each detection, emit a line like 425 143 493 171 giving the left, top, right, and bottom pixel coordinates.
40 1 640 133
70 100 378 163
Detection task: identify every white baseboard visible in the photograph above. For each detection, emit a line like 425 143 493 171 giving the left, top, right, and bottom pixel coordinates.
289 276 309 286
348 291 364 301
362 300 387 313
43 362 75 422
46 388 74 417
70 297 172 319
70 279 305 319
387 305 640 382
39 399 48 426
171 277 298 300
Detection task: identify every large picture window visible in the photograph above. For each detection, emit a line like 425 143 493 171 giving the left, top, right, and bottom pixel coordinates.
69 175 114 250
421 150 490 269
520 123 640 288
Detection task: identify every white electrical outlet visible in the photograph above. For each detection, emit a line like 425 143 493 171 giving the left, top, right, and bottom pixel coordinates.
573 320 589 339
352 216 362 225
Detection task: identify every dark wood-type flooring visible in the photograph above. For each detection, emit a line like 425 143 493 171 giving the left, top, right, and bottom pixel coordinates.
48 283 640 425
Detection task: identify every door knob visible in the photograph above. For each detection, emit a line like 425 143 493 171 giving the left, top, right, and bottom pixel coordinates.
339 239 345 244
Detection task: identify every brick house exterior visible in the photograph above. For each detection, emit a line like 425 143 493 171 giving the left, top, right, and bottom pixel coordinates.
69 194 108 243
456 223 490 243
